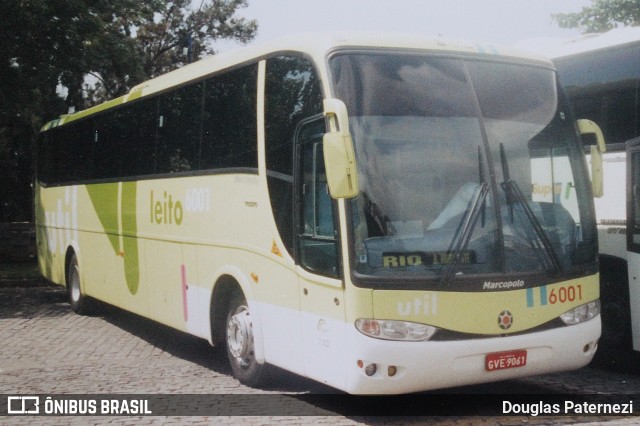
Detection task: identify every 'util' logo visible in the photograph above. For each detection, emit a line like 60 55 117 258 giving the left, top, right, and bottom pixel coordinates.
397 293 438 316
45 186 78 254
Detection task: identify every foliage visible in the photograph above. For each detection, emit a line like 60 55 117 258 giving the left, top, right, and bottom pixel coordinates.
88 0 257 103
553 0 640 33
0 0 256 222
138 0 257 79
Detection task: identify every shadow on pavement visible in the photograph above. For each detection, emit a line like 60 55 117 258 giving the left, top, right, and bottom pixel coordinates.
0 284 69 319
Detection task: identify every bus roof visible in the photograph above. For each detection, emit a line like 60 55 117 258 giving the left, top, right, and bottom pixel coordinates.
546 26 640 59
44 32 551 130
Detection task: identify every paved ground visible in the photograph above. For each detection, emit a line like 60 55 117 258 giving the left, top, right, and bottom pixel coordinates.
1 282 639 425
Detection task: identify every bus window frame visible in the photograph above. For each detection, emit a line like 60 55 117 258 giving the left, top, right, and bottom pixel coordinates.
293 114 342 279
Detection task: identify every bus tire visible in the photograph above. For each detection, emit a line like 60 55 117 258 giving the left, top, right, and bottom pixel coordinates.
225 293 266 387
66 252 91 315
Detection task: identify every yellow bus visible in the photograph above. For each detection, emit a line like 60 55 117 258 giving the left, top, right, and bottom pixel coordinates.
36 34 602 394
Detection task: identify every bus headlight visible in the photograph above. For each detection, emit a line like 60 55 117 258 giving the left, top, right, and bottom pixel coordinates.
355 319 437 341
560 300 601 325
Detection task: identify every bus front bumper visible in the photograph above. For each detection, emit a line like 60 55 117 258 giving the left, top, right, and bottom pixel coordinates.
343 317 601 395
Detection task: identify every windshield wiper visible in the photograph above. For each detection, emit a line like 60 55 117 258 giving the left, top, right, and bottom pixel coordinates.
499 143 562 272
441 147 489 285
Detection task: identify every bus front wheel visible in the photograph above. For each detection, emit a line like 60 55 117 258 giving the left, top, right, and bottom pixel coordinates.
225 293 266 387
66 253 91 315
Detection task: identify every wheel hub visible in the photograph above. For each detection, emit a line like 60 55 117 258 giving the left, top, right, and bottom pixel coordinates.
227 307 253 364
70 267 81 302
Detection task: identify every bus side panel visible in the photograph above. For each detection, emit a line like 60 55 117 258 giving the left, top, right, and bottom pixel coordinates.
80 182 147 316
136 173 305 373
180 173 304 373
35 183 148 318
143 239 183 323
35 185 69 286
111 177 222 331
218 249 304 375
298 269 347 390
36 173 308 371
628 251 640 351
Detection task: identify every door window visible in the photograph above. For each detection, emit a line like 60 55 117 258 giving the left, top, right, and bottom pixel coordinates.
297 118 339 277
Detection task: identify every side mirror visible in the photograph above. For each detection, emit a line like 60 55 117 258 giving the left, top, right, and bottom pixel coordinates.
577 119 606 198
323 98 359 199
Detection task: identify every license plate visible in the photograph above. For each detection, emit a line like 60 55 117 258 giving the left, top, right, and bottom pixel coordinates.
485 349 527 371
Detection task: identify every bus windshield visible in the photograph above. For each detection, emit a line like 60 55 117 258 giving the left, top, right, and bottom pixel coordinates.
330 52 597 285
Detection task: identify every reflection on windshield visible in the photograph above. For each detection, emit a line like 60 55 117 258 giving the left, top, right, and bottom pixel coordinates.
331 53 597 283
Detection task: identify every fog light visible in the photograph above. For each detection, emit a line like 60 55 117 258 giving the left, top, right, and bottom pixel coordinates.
388 366 397 377
365 363 377 376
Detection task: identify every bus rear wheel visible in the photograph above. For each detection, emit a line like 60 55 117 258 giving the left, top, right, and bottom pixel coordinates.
225 293 266 387
67 253 91 315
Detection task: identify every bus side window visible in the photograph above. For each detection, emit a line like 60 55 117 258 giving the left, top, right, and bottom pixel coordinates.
297 118 339 278
264 55 323 256
202 65 258 170
302 142 333 237
157 83 202 173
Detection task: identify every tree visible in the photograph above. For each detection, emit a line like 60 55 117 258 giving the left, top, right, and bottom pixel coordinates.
0 0 257 222
89 0 257 104
138 0 257 78
553 0 640 33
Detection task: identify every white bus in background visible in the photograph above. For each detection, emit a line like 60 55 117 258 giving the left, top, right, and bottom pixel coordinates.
545 27 640 360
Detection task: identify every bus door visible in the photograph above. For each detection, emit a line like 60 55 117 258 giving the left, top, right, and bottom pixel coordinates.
295 116 347 389
625 137 640 351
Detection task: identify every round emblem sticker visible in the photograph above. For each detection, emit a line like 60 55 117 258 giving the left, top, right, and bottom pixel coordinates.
498 310 513 330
